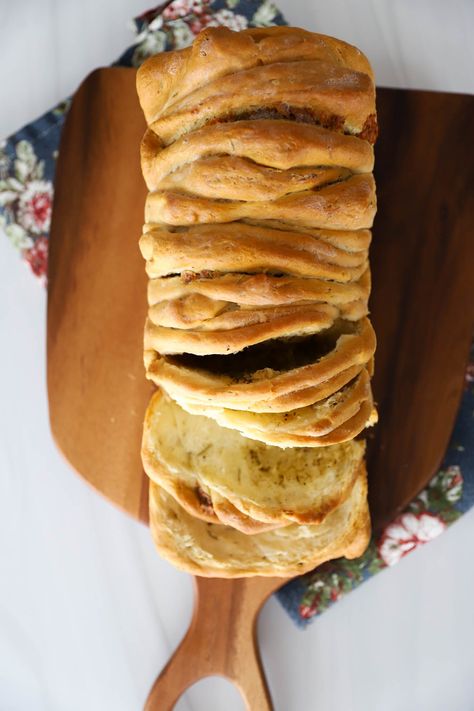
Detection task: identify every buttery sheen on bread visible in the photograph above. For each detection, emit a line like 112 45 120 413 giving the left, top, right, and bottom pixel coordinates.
137 26 377 577
142 389 367 526
148 473 371 578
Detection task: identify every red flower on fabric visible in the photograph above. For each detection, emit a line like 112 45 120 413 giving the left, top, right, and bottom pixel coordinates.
189 13 213 34
163 0 210 20
23 236 48 279
378 512 446 567
17 180 53 236
299 600 320 619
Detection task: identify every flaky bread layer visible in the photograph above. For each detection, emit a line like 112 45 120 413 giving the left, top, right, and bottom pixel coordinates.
148 472 370 578
147 59 374 145
147 270 371 311
145 174 376 231
140 222 370 282
142 389 366 526
145 318 376 411
177 367 372 439
137 27 374 124
157 158 350 202
141 121 373 192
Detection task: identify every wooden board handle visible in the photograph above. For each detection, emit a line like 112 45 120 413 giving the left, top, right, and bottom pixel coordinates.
144 576 281 710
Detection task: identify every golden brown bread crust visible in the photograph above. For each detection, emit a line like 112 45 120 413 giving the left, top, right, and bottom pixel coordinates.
147 270 371 313
244 365 365 413
148 294 367 339
247 219 372 251
145 317 376 411
178 367 373 442
141 121 374 192
149 59 374 146
139 27 376 571
144 304 344 356
148 269 370 308
136 27 375 125
158 158 351 202
146 269 371 356
140 223 370 282
236 397 377 448
145 174 376 230
211 494 287 534
147 301 340 331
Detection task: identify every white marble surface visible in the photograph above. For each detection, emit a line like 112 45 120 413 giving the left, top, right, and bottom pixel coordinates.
1 1 474 710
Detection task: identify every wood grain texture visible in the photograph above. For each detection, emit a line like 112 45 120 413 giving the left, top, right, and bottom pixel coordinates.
145 577 279 711
47 68 474 710
47 69 153 524
369 88 474 527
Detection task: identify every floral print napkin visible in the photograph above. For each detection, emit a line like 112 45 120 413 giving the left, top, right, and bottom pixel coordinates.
1 0 473 627
280 377 474 625
0 0 286 281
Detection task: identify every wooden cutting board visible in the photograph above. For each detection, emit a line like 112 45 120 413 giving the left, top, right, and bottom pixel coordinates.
47 68 474 710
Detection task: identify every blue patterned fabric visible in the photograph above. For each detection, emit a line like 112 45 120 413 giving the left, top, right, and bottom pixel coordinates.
279 344 473 625
1 1 472 627
0 0 286 279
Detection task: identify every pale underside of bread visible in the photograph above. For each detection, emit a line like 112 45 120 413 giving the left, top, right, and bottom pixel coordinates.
137 27 374 125
231 398 377 448
152 361 367 416
177 367 372 439
145 317 376 411
176 390 376 448
142 442 282 534
142 391 368 531
145 174 376 231
142 389 366 525
148 472 370 577
140 223 370 282
140 121 374 192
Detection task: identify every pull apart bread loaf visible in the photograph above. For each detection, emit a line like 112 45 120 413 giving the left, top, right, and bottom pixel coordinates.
137 27 377 577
